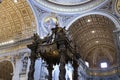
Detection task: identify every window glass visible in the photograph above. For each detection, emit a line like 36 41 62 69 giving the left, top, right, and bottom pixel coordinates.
100 62 108 68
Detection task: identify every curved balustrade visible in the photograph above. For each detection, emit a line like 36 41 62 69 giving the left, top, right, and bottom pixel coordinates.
77 59 120 79
87 66 120 76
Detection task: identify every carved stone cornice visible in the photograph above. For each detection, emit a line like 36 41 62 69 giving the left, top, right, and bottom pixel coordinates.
34 0 108 14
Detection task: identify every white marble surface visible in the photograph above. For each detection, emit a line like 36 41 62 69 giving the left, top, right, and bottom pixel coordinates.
47 0 91 5
35 0 108 14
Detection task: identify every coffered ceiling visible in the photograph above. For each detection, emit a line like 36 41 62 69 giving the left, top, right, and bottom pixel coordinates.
0 0 36 44
69 15 117 69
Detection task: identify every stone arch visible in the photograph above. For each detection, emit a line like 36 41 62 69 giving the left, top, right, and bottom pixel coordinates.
0 60 13 80
66 11 120 30
68 13 117 68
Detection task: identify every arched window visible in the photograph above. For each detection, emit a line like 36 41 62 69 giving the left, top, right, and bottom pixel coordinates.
100 62 108 68
85 61 89 67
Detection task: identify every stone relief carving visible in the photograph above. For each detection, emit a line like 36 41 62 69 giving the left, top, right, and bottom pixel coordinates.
100 1 113 11
34 5 47 17
59 15 74 23
21 57 29 73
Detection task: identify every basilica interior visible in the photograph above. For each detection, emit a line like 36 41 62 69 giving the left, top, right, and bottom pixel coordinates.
0 0 120 80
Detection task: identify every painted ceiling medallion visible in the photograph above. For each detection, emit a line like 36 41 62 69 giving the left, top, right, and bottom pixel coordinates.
35 0 108 14
43 15 58 33
115 0 120 16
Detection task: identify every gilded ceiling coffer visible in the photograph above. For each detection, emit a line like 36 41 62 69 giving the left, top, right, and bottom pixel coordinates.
27 24 80 80
69 15 118 69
